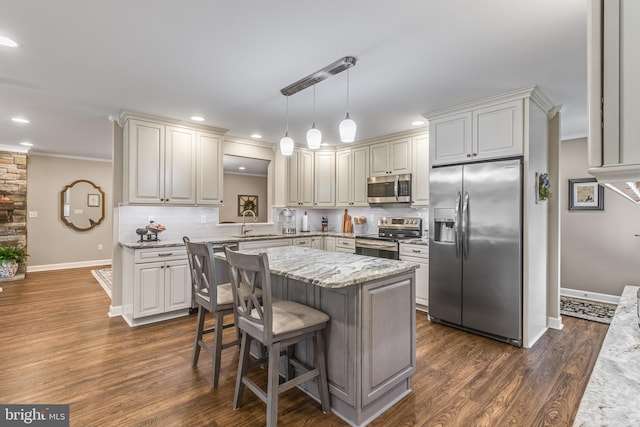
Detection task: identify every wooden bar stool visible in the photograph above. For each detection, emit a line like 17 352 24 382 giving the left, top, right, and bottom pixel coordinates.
183 237 239 388
224 247 331 427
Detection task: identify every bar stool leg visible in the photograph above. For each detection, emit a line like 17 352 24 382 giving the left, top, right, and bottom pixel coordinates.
266 341 281 427
192 306 206 366
212 311 225 388
234 332 251 410
314 330 331 414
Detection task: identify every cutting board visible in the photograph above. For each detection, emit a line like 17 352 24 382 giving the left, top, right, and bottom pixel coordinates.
342 209 353 233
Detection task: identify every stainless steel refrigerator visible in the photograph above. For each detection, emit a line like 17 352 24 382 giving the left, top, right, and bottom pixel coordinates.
429 158 522 346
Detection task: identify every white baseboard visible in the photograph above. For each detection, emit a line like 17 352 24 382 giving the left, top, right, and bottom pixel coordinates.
560 287 620 305
109 305 123 318
27 259 112 272
548 316 564 330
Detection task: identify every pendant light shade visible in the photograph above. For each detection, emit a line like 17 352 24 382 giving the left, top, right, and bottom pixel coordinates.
280 133 294 156
280 96 294 156
339 113 357 143
306 127 322 149
306 86 322 149
339 68 357 143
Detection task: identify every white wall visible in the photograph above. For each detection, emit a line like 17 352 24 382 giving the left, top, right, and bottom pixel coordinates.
561 138 640 296
26 155 113 269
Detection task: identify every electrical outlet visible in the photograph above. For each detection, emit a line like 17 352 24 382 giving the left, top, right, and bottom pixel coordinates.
98 244 103 250
28 211 38 218
148 216 155 223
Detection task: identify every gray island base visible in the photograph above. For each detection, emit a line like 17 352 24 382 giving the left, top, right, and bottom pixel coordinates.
235 246 418 427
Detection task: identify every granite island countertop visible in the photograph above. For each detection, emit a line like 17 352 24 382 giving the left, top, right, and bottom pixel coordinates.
573 285 640 426
225 246 419 289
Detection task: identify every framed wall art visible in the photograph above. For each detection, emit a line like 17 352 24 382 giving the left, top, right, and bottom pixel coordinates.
87 193 101 207
568 178 604 211
238 195 258 216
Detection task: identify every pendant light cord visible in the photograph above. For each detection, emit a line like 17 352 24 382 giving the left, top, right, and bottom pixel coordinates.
312 86 316 126
346 69 350 113
285 96 290 134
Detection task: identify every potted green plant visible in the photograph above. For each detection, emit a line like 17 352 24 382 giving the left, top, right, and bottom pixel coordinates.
0 245 28 278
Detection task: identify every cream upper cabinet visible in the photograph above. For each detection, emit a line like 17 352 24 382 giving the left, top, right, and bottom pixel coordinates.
473 100 523 160
286 148 314 207
196 131 223 205
428 112 472 165
314 151 336 207
411 133 429 206
123 114 225 205
126 119 166 204
336 146 369 207
429 99 524 166
369 137 411 176
164 126 197 204
587 0 640 178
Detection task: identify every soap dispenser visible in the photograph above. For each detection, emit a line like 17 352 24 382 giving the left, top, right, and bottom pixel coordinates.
301 211 309 232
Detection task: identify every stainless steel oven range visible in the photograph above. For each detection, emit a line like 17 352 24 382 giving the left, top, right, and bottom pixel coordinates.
355 217 422 260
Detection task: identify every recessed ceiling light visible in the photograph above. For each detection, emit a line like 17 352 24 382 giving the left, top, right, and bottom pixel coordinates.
250 134 262 139
411 120 425 126
238 166 246 171
0 35 18 48
11 117 29 124
190 116 205 122
19 141 33 147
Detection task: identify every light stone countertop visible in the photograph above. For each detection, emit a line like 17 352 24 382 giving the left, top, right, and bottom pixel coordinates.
226 246 419 289
119 231 360 249
573 285 640 426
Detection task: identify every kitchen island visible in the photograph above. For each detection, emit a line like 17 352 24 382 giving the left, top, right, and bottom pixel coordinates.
573 285 640 426
233 246 418 427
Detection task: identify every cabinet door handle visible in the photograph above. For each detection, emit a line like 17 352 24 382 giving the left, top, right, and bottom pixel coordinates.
412 249 421 253
158 253 173 257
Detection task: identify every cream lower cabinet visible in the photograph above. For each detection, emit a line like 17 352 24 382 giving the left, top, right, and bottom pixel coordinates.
310 236 324 249
335 237 355 254
291 237 311 247
324 236 336 251
132 248 190 319
238 238 292 250
399 243 428 311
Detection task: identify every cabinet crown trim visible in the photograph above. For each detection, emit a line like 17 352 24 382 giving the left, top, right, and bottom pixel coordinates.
424 85 554 121
119 110 228 134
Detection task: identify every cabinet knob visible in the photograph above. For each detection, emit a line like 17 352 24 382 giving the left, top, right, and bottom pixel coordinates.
472 153 477 157
466 154 471 158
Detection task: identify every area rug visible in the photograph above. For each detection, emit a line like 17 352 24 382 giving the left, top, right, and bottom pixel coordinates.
91 268 112 297
560 296 616 324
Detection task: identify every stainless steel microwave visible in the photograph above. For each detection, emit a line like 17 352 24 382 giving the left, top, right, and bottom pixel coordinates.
367 174 412 204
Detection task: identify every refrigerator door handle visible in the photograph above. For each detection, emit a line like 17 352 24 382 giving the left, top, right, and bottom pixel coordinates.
454 191 461 258
462 191 470 259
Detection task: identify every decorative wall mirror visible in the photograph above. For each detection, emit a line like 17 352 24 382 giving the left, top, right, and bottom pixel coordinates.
60 179 105 231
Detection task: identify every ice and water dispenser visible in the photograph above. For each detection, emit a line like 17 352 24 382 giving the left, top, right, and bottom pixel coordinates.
433 208 456 243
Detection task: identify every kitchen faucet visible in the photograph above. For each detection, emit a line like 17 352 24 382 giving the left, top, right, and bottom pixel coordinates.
241 210 257 236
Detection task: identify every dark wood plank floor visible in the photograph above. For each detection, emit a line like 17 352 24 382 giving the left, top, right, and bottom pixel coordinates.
0 268 608 426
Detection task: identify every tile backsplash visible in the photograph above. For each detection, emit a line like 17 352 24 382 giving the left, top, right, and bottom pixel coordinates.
118 205 428 243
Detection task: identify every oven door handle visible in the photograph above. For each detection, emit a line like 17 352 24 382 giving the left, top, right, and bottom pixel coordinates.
355 241 399 251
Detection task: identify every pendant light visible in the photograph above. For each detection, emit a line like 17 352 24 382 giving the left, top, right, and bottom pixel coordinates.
339 68 357 143
280 96 294 156
306 85 322 149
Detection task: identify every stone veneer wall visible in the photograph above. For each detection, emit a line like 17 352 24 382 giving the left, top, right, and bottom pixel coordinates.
0 151 27 275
